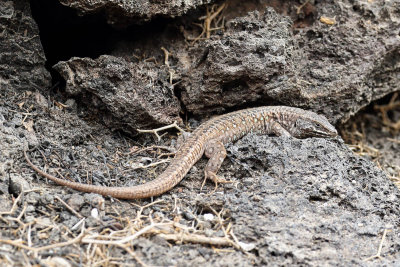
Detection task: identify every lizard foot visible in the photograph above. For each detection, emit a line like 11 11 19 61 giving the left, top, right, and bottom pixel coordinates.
201 170 232 191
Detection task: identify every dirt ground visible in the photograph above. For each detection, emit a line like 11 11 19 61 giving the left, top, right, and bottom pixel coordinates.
1 87 400 266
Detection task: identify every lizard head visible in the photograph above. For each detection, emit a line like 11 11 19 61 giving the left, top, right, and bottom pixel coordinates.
291 111 338 139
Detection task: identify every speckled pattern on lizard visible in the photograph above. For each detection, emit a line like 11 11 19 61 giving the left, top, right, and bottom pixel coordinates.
24 106 338 199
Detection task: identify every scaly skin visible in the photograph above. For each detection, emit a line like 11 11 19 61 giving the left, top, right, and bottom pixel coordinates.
24 106 337 199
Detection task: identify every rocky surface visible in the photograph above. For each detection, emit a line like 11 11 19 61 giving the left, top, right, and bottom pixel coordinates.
54 55 182 132
289 0 400 123
0 0 50 92
49 0 400 130
179 8 298 115
59 0 214 24
1 89 399 265
225 135 399 265
178 1 400 123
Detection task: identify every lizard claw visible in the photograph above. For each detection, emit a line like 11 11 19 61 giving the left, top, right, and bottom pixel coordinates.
207 171 231 184
201 170 232 191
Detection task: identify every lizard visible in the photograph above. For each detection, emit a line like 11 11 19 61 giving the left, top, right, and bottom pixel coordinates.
24 106 338 199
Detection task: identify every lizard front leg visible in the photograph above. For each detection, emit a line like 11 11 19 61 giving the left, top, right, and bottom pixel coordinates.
270 121 291 137
203 139 230 185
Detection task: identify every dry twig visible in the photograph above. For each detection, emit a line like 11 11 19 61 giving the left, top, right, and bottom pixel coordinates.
160 46 170 68
81 222 172 245
55 195 83 219
188 3 226 44
374 92 400 132
0 222 86 255
364 229 391 261
297 0 311 14
137 121 185 142
158 232 233 246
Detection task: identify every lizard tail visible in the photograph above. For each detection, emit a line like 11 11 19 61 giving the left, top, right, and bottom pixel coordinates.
24 149 190 199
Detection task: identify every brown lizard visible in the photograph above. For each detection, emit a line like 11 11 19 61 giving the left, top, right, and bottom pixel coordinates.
24 106 337 199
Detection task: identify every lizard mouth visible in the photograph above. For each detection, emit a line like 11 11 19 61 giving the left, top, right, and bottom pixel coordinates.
314 129 338 138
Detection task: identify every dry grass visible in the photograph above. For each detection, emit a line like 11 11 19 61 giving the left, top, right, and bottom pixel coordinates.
184 2 227 45
0 189 251 266
340 92 400 189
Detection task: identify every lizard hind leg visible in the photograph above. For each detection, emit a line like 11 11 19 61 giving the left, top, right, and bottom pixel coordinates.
202 139 231 188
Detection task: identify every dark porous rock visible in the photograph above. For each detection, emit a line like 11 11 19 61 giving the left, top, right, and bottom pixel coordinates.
58 0 213 25
53 55 182 133
8 173 31 196
287 0 400 123
222 134 400 266
179 8 297 116
0 0 50 92
179 2 400 123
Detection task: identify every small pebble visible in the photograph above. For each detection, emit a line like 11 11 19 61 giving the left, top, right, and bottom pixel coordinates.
91 208 99 219
203 213 214 221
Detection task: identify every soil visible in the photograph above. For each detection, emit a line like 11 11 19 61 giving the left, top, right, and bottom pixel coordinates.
1 84 400 267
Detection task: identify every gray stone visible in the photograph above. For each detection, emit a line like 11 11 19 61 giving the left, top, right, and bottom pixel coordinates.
53 56 182 133
58 0 214 24
0 0 50 92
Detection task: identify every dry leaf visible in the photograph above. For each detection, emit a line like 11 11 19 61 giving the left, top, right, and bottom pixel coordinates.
54 101 68 109
22 119 34 132
320 16 336 25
